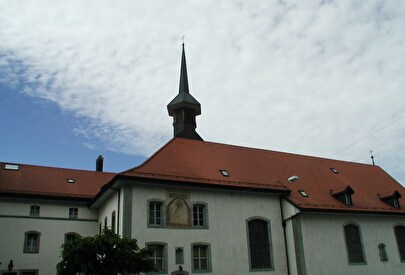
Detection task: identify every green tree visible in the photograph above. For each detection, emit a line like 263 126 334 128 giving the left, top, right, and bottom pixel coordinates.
57 229 156 275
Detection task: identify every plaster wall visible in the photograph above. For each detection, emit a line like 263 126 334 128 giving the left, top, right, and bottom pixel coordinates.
98 192 119 232
299 212 405 275
0 200 98 274
129 184 288 275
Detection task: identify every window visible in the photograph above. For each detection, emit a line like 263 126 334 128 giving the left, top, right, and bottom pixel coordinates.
30 205 40 217
331 186 355 206
69 208 78 219
298 190 308 197
149 201 163 226
104 216 108 229
192 243 211 272
193 203 208 228
247 219 273 270
4 163 19 170
219 169 229 177
111 211 116 233
21 271 38 275
147 243 167 273
330 167 339 174
99 222 102 234
65 233 80 243
378 243 388 262
394 225 405 261
344 224 366 264
379 191 401 208
24 231 40 253
175 247 184 265
345 193 353 206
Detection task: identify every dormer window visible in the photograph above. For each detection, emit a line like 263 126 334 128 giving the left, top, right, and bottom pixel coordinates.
331 185 355 206
379 191 401 209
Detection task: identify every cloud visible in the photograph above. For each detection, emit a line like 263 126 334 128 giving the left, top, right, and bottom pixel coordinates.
0 0 404 183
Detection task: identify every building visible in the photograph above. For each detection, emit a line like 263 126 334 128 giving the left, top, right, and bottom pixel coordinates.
1 45 404 275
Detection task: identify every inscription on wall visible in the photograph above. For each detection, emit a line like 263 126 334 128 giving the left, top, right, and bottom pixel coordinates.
166 191 191 228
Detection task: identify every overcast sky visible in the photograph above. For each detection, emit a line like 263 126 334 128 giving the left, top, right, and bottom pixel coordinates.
1 1 404 185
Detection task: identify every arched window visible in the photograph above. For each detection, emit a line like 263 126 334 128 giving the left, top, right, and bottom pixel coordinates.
394 225 405 261
24 231 40 253
344 224 366 264
247 218 272 270
111 211 116 233
104 216 108 229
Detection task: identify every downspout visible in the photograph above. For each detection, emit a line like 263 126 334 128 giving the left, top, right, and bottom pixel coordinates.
279 196 291 275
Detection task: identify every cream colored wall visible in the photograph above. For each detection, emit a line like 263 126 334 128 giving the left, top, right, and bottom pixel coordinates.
299 212 405 275
0 200 98 275
98 192 119 231
130 184 288 275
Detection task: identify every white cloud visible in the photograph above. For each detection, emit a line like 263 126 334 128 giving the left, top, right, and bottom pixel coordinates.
0 0 404 183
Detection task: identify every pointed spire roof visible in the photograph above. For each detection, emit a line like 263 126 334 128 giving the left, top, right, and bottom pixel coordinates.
167 44 201 116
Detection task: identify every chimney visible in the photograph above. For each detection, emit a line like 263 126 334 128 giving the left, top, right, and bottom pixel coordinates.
96 155 104 172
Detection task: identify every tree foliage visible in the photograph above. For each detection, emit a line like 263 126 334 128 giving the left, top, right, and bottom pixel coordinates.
57 229 156 275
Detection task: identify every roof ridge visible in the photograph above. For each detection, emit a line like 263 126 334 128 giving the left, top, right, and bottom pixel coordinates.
119 138 180 174
199 139 378 168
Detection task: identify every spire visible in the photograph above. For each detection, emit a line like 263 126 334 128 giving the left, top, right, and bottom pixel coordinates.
167 44 202 140
179 43 189 94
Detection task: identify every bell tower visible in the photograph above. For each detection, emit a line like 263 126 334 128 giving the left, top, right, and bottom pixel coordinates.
167 44 202 140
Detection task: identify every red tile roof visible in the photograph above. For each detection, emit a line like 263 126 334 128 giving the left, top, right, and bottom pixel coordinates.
0 162 115 200
122 138 405 214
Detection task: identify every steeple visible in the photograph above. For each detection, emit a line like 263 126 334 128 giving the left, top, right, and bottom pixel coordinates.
167 44 203 140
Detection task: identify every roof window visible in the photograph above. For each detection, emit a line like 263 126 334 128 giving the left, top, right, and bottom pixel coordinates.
4 163 20 171
299 190 308 197
379 191 401 209
219 169 229 177
67 179 75 184
330 185 354 206
330 168 339 174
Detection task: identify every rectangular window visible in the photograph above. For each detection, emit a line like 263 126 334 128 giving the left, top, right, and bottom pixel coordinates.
193 205 205 227
175 247 184 265
192 244 211 272
24 232 40 253
30 205 40 217
69 208 78 219
148 243 166 273
149 201 162 226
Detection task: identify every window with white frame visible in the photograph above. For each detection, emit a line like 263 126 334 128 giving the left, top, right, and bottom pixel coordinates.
148 201 163 226
344 223 366 264
24 231 40 253
192 243 211 272
147 243 167 273
69 207 78 219
30 205 40 217
193 203 207 228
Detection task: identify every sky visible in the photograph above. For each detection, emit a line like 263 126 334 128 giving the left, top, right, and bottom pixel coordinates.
0 1 404 185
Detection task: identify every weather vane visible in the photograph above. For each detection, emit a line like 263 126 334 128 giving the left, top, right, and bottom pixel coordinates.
370 150 375 166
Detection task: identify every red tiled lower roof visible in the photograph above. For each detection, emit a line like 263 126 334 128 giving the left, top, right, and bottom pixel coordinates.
0 162 115 199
